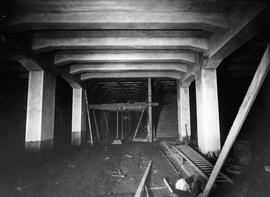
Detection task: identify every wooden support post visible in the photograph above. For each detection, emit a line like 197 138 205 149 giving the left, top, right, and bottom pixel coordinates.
133 108 145 142
84 90 93 145
116 110 119 140
202 43 270 196
121 111 124 140
135 160 152 197
93 109 100 142
148 78 153 142
104 111 109 139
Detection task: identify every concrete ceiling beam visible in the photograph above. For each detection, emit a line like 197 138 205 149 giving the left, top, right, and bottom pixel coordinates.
8 11 228 33
81 71 183 80
69 63 188 74
12 0 231 13
54 50 196 66
32 33 208 53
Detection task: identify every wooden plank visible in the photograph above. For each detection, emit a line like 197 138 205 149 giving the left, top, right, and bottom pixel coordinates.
54 50 196 66
160 151 181 177
70 63 188 74
202 43 270 196
84 90 94 145
121 111 124 140
135 160 152 197
163 177 174 193
116 110 119 140
132 108 145 142
185 145 233 184
148 78 152 142
144 186 150 197
104 111 109 139
81 71 183 80
93 109 100 142
88 102 159 111
172 145 208 180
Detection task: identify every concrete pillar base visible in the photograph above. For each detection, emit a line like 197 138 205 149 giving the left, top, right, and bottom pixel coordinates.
72 88 86 146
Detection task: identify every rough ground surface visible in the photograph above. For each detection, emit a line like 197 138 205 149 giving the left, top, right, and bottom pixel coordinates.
0 142 192 197
0 142 269 197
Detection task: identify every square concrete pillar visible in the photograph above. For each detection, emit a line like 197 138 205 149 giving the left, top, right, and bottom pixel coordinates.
177 81 191 142
25 71 56 151
72 88 86 146
195 67 221 157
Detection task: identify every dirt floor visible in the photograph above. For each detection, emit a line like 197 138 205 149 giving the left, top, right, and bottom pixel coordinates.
1 141 270 197
0 142 194 197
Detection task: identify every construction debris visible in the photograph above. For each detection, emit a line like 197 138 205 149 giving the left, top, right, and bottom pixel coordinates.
175 178 191 192
112 139 122 144
163 177 174 193
160 150 181 177
265 165 270 173
112 169 126 178
15 184 34 191
135 160 152 197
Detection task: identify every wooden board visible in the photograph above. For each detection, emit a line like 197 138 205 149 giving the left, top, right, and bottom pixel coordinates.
135 160 152 197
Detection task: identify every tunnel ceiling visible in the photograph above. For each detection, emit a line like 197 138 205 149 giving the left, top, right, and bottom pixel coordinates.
0 0 269 98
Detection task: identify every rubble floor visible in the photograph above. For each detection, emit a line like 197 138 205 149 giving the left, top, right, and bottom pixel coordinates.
0 142 195 197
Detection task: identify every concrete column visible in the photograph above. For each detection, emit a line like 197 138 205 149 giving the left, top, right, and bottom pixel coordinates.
148 78 153 142
177 81 191 142
25 70 56 151
195 67 221 156
72 88 86 146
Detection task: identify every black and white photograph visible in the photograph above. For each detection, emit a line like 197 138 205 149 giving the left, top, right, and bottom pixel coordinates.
0 0 270 196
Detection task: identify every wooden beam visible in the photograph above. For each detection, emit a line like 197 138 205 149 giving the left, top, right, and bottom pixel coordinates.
133 108 145 142
9 10 228 33
202 43 270 196
135 160 152 197
148 78 152 142
116 110 119 140
70 63 188 75
93 110 100 142
54 50 196 66
205 3 268 68
81 71 183 80
89 102 158 111
32 32 208 52
84 90 94 146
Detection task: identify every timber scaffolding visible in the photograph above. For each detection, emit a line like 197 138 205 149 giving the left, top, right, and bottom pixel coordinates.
88 102 159 111
85 101 159 144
